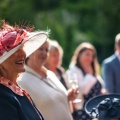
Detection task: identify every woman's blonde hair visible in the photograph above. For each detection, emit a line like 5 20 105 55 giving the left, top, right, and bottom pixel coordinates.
49 40 63 59
46 39 63 66
70 42 100 76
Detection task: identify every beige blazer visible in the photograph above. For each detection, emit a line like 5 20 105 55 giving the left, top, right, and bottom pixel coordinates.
17 66 73 120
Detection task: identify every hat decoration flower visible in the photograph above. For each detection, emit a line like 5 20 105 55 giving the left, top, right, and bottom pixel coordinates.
0 20 48 64
90 97 120 119
85 94 120 119
0 21 33 56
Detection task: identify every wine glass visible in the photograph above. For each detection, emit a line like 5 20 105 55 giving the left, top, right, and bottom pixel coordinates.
67 72 78 89
67 71 83 110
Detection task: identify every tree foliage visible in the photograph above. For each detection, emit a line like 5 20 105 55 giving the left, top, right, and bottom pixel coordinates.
0 0 120 68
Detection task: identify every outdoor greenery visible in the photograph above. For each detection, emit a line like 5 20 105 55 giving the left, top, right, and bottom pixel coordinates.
0 0 120 69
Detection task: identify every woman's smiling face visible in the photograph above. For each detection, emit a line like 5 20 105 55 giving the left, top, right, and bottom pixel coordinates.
0 47 26 76
28 41 49 70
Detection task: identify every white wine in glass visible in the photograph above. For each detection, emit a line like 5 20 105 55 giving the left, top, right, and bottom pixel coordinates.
67 72 81 97
68 74 78 89
67 71 82 110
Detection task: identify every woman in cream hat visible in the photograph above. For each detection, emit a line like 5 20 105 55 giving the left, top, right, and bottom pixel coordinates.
17 39 79 120
0 21 48 120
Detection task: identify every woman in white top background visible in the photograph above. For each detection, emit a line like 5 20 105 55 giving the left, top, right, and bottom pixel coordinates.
66 42 106 120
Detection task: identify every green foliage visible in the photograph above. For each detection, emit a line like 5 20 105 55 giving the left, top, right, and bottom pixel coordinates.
0 0 120 69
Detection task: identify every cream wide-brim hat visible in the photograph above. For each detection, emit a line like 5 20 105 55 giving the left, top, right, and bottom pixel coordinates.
0 31 48 64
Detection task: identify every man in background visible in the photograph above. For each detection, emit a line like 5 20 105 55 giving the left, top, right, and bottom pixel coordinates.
102 33 120 93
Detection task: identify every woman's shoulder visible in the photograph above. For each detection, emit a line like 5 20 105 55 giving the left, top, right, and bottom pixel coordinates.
47 69 59 80
0 84 12 94
57 66 65 72
0 84 17 101
66 65 83 74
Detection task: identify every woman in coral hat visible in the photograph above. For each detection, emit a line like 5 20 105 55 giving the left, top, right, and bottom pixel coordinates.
0 21 48 120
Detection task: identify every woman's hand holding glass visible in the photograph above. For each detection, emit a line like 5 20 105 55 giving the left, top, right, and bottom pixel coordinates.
67 72 84 110
67 72 81 102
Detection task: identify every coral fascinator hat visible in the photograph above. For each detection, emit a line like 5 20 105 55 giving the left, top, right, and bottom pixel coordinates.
0 21 48 64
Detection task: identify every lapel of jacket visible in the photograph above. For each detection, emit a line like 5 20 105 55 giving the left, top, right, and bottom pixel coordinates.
113 54 120 69
26 65 67 95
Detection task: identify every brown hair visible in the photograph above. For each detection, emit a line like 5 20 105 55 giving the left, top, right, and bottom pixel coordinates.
70 42 100 76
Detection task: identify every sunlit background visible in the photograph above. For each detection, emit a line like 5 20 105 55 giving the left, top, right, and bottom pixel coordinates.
0 0 120 69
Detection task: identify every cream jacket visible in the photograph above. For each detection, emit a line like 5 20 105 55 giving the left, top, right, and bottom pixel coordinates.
17 66 73 120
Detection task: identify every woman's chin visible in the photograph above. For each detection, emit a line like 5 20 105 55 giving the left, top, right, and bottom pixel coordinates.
18 68 26 73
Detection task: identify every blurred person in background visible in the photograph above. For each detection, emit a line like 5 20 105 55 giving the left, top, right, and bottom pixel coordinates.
45 39 68 89
17 39 79 120
102 33 120 94
66 42 106 120
0 21 48 120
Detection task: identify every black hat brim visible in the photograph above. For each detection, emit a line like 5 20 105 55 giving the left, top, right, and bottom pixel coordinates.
85 93 120 115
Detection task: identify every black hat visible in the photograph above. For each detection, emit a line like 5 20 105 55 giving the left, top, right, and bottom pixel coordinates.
85 94 120 119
